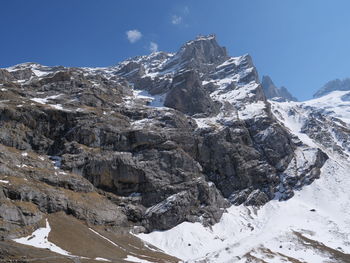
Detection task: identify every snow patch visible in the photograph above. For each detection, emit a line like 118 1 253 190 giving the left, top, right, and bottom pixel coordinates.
50 156 62 169
13 219 71 256
133 90 167 107
125 255 153 263
30 94 63 105
94 257 111 262
50 104 64 110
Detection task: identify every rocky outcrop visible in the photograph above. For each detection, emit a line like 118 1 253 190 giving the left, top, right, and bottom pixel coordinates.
0 69 15 82
162 34 228 74
164 70 219 115
0 145 128 239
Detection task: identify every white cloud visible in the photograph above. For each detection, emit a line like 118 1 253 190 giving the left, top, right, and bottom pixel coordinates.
172 7 189 25
183 6 190 14
126 29 142 43
171 15 183 25
149 42 158 53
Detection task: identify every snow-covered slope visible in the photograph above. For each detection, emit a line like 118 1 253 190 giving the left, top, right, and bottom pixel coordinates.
139 158 350 263
304 90 350 125
314 78 350 98
271 90 350 160
138 91 350 263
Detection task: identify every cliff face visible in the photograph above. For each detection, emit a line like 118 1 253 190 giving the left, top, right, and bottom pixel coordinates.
0 35 328 261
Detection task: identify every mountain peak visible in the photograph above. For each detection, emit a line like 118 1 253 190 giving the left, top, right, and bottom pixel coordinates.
186 34 216 43
177 34 228 65
313 78 350 98
261 75 297 101
262 75 273 83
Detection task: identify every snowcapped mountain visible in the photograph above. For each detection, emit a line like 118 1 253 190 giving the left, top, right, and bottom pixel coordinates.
314 78 350 98
0 35 349 262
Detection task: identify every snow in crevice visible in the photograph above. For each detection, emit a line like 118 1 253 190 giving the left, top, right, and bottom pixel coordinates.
50 156 62 169
134 90 167 108
124 89 168 109
31 68 53 78
270 100 318 148
125 255 154 263
30 94 63 105
94 257 111 262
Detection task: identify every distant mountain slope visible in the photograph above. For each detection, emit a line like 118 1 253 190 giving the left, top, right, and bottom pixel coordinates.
261 75 297 101
314 78 350 98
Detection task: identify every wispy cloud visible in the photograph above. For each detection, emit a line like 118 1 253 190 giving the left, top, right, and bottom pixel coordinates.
171 15 183 25
171 6 190 26
149 42 158 53
183 6 190 14
126 29 142 43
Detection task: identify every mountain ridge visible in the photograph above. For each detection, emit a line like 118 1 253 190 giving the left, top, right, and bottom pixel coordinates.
314 77 350 98
1 35 347 262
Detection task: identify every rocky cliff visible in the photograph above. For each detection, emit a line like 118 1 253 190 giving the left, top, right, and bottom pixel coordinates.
0 35 328 261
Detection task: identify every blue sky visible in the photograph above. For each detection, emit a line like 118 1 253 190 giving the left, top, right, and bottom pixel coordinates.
1 0 350 100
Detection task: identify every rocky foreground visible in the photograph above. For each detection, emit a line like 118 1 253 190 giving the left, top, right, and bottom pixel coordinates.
0 35 333 262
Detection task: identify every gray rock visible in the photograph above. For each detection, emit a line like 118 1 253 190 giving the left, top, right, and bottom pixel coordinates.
262 75 297 101
164 70 218 115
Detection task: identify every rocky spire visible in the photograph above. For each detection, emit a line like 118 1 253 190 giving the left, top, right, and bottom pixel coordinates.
162 34 228 73
261 75 297 101
178 34 228 64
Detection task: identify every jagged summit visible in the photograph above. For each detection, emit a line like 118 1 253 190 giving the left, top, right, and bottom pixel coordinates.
178 34 228 64
313 77 350 98
261 75 297 101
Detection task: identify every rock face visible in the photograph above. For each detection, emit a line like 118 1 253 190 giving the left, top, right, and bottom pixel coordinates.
164 70 219 115
0 35 328 242
262 75 297 101
313 78 350 98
